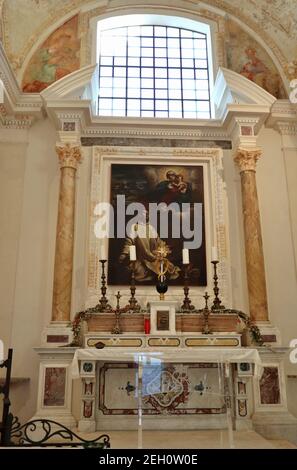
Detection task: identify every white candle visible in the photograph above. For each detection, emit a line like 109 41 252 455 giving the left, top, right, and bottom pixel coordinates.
100 245 107 261
160 260 164 282
211 246 218 262
182 248 189 265
129 245 136 261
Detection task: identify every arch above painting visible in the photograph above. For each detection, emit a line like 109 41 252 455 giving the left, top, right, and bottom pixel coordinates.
20 8 287 100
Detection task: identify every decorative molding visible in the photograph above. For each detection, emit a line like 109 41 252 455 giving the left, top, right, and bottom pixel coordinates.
82 125 229 140
39 66 281 145
41 64 97 100
0 42 43 127
81 136 232 148
270 99 297 116
55 143 83 170
266 100 297 132
276 122 297 137
0 115 34 130
234 147 262 172
215 16 227 69
213 68 276 119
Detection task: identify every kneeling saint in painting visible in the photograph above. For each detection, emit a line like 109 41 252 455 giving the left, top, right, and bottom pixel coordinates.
119 219 180 282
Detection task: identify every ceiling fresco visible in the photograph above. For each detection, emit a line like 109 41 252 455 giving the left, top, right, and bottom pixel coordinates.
0 0 296 86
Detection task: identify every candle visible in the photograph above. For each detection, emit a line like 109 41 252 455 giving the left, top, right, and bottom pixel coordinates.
129 245 136 261
100 245 107 261
144 318 150 334
182 248 189 265
211 246 218 262
160 260 164 282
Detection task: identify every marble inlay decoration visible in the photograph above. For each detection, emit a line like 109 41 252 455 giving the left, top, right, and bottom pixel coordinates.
259 367 281 405
98 362 225 415
81 138 232 149
43 367 66 407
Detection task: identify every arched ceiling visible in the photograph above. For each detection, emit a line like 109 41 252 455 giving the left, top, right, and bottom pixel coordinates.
0 0 296 77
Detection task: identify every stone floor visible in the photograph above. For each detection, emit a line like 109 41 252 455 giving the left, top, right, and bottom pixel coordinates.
79 429 296 449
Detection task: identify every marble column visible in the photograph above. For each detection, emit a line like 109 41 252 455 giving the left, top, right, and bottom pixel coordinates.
52 143 82 323
234 147 269 322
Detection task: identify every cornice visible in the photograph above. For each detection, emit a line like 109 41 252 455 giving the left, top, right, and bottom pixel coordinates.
266 99 297 133
0 42 43 126
276 122 297 137
92 145 222 159
40 66 277 144
0 115 34 130
82 121 229 140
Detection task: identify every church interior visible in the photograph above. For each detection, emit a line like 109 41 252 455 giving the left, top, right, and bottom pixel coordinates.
1 0 297 450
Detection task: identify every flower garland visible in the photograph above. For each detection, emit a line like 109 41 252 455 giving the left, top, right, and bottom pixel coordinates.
237 311 264 346
71 310 92 346
69 306 264 347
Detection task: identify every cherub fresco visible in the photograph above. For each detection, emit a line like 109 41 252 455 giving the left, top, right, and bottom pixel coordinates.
22 15 80 93
240 47 284 98
227 20 287 99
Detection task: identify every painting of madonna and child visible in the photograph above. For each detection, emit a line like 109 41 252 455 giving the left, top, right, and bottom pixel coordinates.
108 164 207 287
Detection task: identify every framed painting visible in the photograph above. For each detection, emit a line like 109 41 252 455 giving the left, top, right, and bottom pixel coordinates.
107 164 206 286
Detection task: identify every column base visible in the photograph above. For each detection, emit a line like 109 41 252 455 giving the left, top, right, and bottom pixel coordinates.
255 321 281 346
252 411 297 445
235 419 253 431
42 322 73 346
78 420 96 433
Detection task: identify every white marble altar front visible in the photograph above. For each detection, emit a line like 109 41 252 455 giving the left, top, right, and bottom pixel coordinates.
33 339 297 445
71 345 260 433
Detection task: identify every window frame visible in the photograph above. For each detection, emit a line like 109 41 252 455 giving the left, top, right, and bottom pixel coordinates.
96 14 215 119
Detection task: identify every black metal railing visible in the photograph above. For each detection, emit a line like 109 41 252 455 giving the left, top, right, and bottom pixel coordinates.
0 349 110 448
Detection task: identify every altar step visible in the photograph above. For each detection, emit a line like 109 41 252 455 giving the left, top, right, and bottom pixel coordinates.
76 429 296 449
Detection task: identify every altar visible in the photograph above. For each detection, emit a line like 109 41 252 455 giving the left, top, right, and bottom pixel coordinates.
31 142 297 444
34 330 292 442
71 344 261 436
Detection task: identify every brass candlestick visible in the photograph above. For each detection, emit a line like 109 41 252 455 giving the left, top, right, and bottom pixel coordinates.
126 261 141 312
202 292 211 334
211 260 225 311
97 260 112 312
181 265 195 312
111 291 122 334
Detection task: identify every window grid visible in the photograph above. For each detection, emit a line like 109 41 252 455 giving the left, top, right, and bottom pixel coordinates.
98 25 211 119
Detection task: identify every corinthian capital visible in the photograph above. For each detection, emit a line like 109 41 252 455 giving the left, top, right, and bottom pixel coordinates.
55 143 82 170
234 147 262 172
